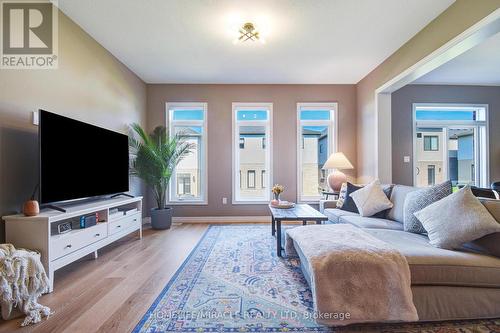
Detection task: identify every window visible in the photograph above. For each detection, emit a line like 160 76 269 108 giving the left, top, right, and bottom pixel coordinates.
167 103 207 204
424 136 439 151
297 103 337 202
247 170 256 188
414 104 488 188
232 103 272 203
177 173 191 195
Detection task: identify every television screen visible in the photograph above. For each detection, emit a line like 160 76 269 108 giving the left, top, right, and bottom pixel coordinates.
39 110 129 204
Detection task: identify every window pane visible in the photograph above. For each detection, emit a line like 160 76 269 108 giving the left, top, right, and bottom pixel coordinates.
423 136 438 151
173 125 202 200
416 128 444 187
301 125 329 197
172 109 204 121
431 137 438 151
300 110 331 120
237 125 267 200
237 110 267 121
416 110 475 121
424 136 431 151
448 128 475 188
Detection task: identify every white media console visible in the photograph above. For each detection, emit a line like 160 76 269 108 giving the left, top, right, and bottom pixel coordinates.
3 196 142 292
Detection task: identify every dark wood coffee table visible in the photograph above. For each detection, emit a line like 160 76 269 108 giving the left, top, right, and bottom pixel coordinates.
268 203 328 257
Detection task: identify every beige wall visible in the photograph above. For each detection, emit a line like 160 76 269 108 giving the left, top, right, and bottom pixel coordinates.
147 84 356 217
0 11 147 236
356 0 500 183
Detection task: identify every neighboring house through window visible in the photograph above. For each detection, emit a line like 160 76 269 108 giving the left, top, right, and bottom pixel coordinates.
232 103 272 203
166 102 207 204
414 104 488 188
297 103 337 202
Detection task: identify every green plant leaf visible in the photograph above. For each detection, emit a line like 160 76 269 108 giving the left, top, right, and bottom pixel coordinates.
129 123 195 209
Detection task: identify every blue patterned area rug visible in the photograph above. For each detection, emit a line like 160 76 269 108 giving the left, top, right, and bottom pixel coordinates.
133 225 499 333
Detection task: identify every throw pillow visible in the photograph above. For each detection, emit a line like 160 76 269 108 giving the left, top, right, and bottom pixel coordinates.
339 182 363 213
350 180 394 217
414 186 500 250
403 180 452 234
336 183 348 208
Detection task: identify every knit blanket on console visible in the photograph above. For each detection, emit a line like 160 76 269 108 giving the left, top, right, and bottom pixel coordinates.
0 244 51 326
285 224 418 326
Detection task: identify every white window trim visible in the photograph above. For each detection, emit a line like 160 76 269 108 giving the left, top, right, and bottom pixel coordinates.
232 102 273 204
166 102 208 205
296 103 338 203
412 103 489 188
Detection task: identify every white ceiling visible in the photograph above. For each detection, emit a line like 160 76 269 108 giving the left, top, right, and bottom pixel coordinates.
57 0 454 84
415 31 500 86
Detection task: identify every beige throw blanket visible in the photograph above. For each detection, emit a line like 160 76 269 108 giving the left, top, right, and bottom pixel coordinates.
0 244 51 326
285 224 418 326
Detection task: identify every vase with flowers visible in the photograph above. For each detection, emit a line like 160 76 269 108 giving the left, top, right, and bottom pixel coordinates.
271 184 284 205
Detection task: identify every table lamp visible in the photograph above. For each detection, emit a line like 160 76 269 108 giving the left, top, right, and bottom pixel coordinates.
322 152 354 192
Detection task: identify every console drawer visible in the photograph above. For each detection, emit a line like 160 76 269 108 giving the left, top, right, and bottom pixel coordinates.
51 223 108 260
109 213 141 235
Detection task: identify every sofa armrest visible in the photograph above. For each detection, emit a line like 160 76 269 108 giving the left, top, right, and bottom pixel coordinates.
319 200 338 213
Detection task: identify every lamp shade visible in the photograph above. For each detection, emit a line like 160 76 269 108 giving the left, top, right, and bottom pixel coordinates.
322 152 354 170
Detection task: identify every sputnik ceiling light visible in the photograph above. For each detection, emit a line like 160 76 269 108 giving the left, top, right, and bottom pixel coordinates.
234 22 265 44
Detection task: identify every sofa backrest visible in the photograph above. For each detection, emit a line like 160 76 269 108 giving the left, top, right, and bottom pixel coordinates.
387 185 420 223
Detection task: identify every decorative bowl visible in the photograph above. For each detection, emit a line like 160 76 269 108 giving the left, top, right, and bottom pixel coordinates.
270 201 295 209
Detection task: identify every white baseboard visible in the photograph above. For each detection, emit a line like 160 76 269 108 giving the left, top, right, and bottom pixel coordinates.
172 216 271 223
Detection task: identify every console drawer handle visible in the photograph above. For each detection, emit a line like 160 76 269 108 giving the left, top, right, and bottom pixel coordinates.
133 219 137 222
65 244 72 249
95 233 100 237
117 225 121 228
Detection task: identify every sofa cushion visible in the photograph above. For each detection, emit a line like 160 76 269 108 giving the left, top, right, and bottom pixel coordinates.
323 208 359 224
414 186 500 250
339 216 404 230
403 180 452 234
387 185 419 223
364 229 500 288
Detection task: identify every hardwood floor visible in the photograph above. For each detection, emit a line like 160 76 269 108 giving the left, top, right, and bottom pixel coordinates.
0 223 209 333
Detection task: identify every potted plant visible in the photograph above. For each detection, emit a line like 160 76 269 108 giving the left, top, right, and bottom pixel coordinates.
129 124 194 230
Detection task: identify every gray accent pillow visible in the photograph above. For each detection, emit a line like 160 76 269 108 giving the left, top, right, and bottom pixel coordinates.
414 186 500 250
403 180 452 234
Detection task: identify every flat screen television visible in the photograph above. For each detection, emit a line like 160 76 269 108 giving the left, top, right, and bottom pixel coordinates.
39 110 129 204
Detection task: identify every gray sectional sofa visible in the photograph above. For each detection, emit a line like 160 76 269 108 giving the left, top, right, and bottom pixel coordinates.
316 184 500 322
